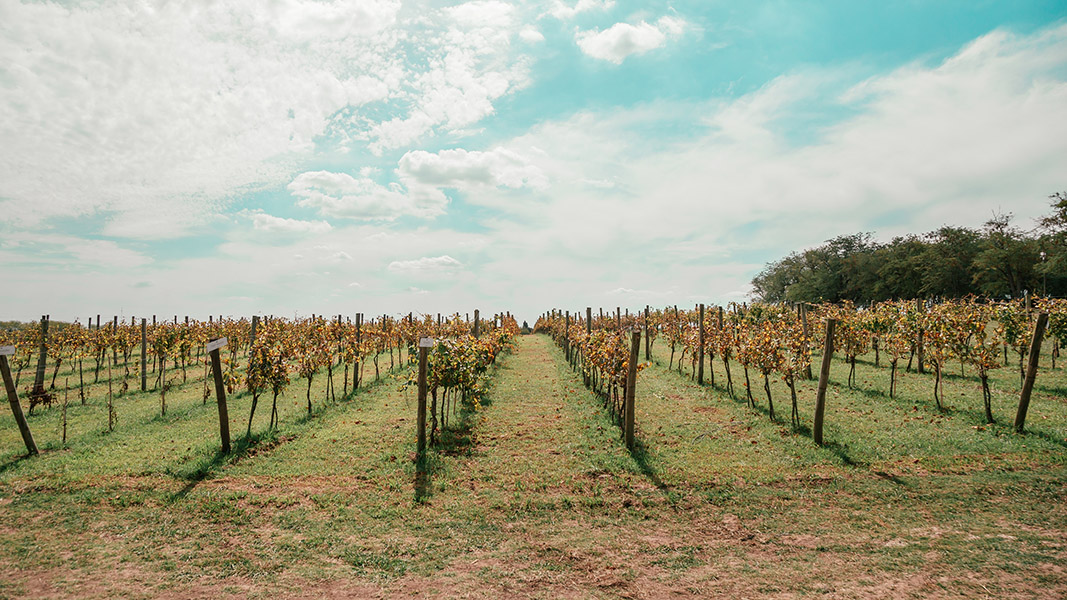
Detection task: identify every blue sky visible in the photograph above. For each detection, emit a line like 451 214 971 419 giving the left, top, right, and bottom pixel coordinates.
1 0 1066 323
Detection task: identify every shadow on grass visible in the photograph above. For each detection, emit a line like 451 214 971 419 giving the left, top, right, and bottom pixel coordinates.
1022 427 1067 450
628 439 671 495
168 430 280 500
0 450 38 474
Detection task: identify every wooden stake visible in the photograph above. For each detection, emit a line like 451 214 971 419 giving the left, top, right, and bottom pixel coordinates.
813 319 837 446
697 303 705 385
1015 312 1048 433
1 351 38 455
140 319 147 392
416 340 429 461
624 330 640 451
644 306 651 360
208 339 231 453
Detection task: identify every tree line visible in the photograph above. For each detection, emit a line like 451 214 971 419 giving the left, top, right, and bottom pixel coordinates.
752 193 1067 303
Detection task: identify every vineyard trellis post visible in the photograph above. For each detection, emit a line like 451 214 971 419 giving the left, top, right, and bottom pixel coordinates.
1 346 38 455
416 338 430 463
644 306 651 360
140 319 147 391
624 330 640 451
207 337 231 453
33 315 48 396
697 303 705 385
564 311 571 363
813 318 837 446
1014 312 1048 433
916 298 925 374
474 309 480 338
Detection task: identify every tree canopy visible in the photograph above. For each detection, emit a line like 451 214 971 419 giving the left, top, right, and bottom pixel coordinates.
751 194 1067 303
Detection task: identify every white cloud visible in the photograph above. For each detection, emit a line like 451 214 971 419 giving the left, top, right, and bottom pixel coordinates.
0 0 531 232
519 27 545 43
287 170 445 220
447 1 513 29
548 0 615 20
388 255 464 273
398 147 548 190
251 213 332 234
576 16 686 64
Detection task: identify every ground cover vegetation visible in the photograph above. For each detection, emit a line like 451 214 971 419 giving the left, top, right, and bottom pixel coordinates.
0 297 1063 598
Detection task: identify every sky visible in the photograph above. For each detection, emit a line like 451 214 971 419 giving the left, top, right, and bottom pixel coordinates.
1 0 1066 324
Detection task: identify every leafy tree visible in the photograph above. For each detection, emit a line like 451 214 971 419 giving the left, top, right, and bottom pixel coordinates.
972 214 1038 298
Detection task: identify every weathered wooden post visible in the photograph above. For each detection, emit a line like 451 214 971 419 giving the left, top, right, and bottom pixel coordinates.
1 346 38 455
250 315 259 345
140 318 147 391
644 305 651 360
354 313 362 389
1015 312 1048 433
813 319 836 446
625 329 640 451
801 303 813 380
697 303 705 385
416 337 431 460
564 311 571 363
207 337 231 453
473 309 480 338
32 315 48 395
916 298 925 374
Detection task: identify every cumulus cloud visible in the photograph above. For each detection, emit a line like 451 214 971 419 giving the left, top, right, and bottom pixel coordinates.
0 0 532 232
398 148 548 190
548 0 615 20
576 16 686 64
388 255 464 273
287 170 445 220
251 213 332 234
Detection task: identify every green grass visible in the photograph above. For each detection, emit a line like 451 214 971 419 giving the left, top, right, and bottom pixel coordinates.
0 335 1063 598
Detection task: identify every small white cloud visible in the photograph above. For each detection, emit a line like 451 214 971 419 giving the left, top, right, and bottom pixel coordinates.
347 281 362 287
388 255 463 273
576 16 686 64
251 213 332 234
519 27 545 43
548 0 615 20
448 0 513 28
331 251 353 261
399 147 547 190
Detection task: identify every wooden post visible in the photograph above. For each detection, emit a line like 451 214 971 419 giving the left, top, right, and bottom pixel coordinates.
916 298 925 374
697 303 705 385
33 315 48 393
250 315 259 345
1015 312 1048 433
140 319 147 391
1 347 38 455
813 319 836 446
473 309 480 338
207 338 231 453
801 303 813 380
616 307 621 328
564 311 571 362
416 339 430 459
644 306 651 360
112 316 119 366
354 313 362 389
624 330 640 451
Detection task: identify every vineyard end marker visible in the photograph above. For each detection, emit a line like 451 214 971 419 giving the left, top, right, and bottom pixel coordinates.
206 337 228 353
